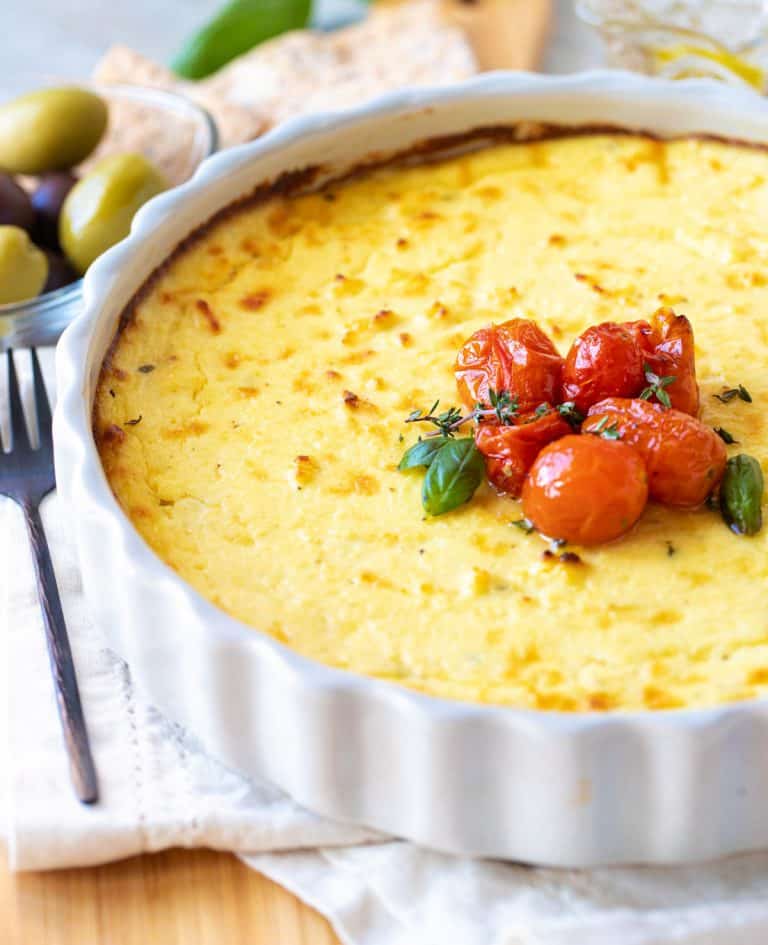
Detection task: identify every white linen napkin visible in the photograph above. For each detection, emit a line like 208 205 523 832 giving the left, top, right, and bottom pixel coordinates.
5 348 768 945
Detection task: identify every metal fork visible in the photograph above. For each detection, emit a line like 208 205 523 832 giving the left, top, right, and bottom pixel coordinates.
1 349 98 804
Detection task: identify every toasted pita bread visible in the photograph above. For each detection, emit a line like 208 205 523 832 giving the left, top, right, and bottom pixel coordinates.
93 0 477 158
92 46 265 152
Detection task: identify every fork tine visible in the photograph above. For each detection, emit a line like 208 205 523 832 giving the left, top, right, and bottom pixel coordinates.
7 349 30 452
31 348 52 446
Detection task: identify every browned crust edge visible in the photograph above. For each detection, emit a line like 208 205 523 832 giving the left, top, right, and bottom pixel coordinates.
93 119 766 432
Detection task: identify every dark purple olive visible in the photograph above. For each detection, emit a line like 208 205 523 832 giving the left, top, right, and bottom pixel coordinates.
0 172 34 232
31 171 77 250
42 249 78 293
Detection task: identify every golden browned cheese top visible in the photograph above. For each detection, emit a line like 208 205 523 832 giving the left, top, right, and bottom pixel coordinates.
95 134 768 711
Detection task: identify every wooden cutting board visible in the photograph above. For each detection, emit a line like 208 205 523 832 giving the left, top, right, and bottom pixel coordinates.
443 0 553 71
2 2 552 943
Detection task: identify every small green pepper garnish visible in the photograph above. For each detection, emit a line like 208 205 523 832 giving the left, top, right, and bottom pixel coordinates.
171 0 312 79
720 454 764 536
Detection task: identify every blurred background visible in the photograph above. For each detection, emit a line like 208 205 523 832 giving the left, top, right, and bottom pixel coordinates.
7 1 598 80
10 0 768 96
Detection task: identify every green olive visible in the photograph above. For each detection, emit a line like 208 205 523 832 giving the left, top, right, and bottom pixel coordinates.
59 153 167 274
0 87 107 175
0 225 48 304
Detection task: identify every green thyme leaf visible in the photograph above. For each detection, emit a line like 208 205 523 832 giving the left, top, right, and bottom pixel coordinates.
398 437 447 471
588 417 622 440
639 362 676 408
720 453 764 536
556 401 584 427
512 518 535 534
714 427 737 445
715 385 753 404
534 403 550 418
487 388 519 425
405 401 465 437
421 437 485 516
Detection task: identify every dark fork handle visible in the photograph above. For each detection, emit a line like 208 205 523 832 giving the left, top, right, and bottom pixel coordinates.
23 500 99 804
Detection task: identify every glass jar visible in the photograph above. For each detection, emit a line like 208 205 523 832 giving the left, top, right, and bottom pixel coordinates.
0 82 218 350
577 0 768 90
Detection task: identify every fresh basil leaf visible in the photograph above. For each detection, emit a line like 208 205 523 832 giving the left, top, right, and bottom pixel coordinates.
398 437 446 471
421 437 484 516
720 453 764 536
171 0 312 79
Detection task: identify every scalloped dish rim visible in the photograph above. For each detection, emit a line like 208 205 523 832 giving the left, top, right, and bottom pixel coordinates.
54 71 768 865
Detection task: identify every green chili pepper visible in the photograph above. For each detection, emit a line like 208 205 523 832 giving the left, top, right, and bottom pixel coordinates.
171 0 312 80
720 453 764 536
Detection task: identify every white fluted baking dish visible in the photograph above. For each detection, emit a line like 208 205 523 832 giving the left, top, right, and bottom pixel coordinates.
55 71 768 866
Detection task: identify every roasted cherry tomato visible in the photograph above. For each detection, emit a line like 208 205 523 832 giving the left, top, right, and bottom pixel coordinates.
455 319 563 412
522 434 648 545
583 397 726 507
652 307 699 416
475 409 571 498
623 308 699 416
622 318 657 357
561 321 645 414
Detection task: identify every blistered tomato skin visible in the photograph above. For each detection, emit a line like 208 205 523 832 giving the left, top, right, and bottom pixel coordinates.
522 435 648 545
652 307 700 416
623 319 658 357
561 321 645 414
475 410 571 498
623 309 699 416
455 318 563 412
584 397 726 507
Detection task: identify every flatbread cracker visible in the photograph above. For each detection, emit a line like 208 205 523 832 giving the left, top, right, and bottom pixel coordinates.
205 0 477 126
93 0 477 153
92 46 265 151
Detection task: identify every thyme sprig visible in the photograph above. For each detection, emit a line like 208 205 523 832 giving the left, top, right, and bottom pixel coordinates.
556 401 584 427
512 518 535 534
588 417 622 440
714 426 737 445
639 363 677 408
487 388 520 425
533 401 584 427
406 400 465 437
406 389 519 438
714 384 752 404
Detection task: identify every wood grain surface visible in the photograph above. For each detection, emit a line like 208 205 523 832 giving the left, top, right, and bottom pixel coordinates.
4 2 551 942
444 0 553 71
2 848 339 945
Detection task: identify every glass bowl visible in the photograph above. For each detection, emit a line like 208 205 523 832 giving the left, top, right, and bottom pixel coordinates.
577 0 768 90
0 82 218 350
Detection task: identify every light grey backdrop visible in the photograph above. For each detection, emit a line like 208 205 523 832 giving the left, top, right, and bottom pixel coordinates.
5 0 602 85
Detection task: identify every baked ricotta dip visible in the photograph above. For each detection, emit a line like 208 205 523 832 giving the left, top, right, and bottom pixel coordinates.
95 132 768 711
